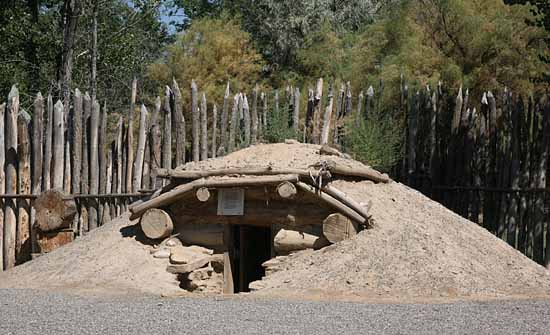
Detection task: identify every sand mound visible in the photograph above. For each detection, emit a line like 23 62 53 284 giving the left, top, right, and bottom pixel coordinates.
1 142 549 301
0 214 180 296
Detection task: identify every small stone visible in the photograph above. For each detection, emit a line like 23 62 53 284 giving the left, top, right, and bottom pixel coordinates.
153 248 170 259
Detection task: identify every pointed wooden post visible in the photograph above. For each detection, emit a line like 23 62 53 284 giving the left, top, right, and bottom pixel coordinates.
17 110 31 263
201 93 208 160
162 87 172 171
52 100 64 189
320 84 334 145
105 142 114 222
262 92 268 136
251 84 259 144
312 78 323 144
219 82 230 156
43 94 53 190
172 79 186 166
191 80 200 162
98 101 107 225
72 90 82 232
126 78 137 194
115 116 123 216
0 102 5 270
4 86 18 269
81 93 91 233
293 87 300 134
31 93 44 252
150 97 162 189
211 104 218 158
133 104 148 191
228 94 239 153
89 100 100 231
243 94 251 147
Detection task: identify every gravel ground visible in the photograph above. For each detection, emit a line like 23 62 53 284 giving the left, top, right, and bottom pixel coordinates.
1 289 549 335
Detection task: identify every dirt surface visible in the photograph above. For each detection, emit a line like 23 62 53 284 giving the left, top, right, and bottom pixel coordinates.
0 213 180 296
1 142 550 302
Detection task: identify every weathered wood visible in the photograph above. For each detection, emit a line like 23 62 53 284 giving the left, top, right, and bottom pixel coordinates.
52 100 64 189
321 160 390 183
133 104 148 191
156 166 329 180
167 254 223 274
150 96 162 189
312 78 323 144
115 116 123 216
31 94 44 254
273 229 329 255
228 94 239 153
0 103 5 270
320 84 334 145
251 84 259 144
163 86 172 171
276 181 297 199
262 92 268 135
104 145 113 223
88 100 100 231
43 94 53 190
191 80 200 162
35 189 77 232
211 104 218 158
71 90 82 231
98 101 108 224
140 208 174 240
176 223 225 250
219 82 230 155
196 187 211 202
36 229 74 254
293 87 300 133
322 213 358 243
126 78 137 194
81 93 91 233
320 184 371 223
172 79 186 166
201 93 208 160
223 224 234 294
296 182 366 225
142 131 151 191
4 86 18 269
243 94 251 147
17 110 32 263
130 174 300 219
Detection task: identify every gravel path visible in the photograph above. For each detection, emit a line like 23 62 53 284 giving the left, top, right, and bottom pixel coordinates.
1 289 549 334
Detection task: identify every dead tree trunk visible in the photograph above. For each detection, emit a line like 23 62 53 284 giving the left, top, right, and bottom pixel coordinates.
201 93 208 160
172 79 186 166
4 86 19 269
191 80 200 162
17 110 32 263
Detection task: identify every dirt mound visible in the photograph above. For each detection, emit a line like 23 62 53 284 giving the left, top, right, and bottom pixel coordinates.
1 142 549 301
0 214 180 296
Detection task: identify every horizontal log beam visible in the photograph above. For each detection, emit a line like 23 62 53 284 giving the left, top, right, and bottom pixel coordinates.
155 167 329 180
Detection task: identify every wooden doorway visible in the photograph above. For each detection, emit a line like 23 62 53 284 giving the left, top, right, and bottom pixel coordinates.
233 225 271 292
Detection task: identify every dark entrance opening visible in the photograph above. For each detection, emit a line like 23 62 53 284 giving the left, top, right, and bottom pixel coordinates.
233 225 271 292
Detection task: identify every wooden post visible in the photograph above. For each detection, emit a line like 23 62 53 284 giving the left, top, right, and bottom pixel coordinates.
219 82 230 156
4 86 18 269
43 94 53 190
89 100 100 231
81 93 91 233
201 93 208 160
211 104 218 158
31 93 44 253
163 86 172 171
63 124 71 193
52 100 64 189
251 84 259 144
98 101 107 225
293 87 300 134
191 80 200 162
17 110 32 263
320 83 334 145
133 104 148 191
150 97 162 189
142 132 151 191
305 89 314 143
332 83 344 145
223 225 234 294
105 143 114 222
126 78 137 194
356 91 364 125
172 79 186 166
0 103 5 270
115 116 123 216
243 94 251 147
312 78 323 144
262 92 268 136
228 94 239 153
71 89 82 231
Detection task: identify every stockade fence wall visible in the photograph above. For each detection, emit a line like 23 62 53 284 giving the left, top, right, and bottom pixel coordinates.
1 77 549 271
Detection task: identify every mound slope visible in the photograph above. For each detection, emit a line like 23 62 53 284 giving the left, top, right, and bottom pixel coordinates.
1 142 549 302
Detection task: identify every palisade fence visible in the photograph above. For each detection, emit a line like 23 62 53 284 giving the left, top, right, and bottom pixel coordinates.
1 77 549 271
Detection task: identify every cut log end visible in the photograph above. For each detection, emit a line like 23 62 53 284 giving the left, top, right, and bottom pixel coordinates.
322 213 358 243
196 187 211 202
35 189 77 232
276 181 297 199
140 208 174 240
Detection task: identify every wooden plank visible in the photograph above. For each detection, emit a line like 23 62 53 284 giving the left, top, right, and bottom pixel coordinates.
0 102 5 270
52 100 64 189
132 104 148 191
43 94 53 190
4 86 19 269
172 79 186 166
201 93 208 160
17 110 32 263
191 80 200 162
